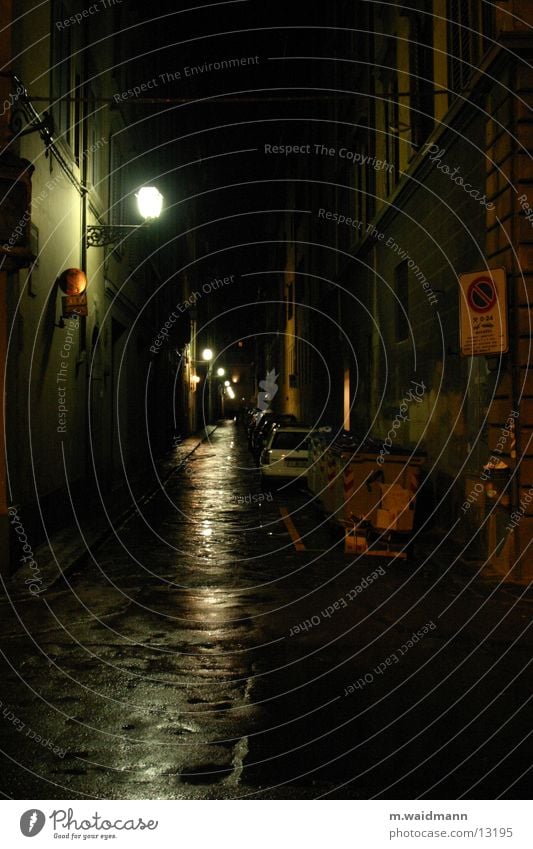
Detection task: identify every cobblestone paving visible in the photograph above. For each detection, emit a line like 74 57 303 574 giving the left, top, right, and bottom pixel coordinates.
0 422 531 799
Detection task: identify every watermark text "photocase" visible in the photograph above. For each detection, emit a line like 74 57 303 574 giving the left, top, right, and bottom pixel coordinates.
377 380 426 465
258 369 278 411
50 808 158 832
0 83 25 119
8 506 44 595
422 142 494 211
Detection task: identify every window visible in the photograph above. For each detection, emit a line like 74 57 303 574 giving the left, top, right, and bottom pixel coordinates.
447 0 484 96
365 21 376 221
51 1 72 147
481 3 496 54
366 138 376 223
385 73 400 195
74 72 81 166
409 14 434 150
85 85 104 192
391 79 400 191
287 281 294 321
297 337 308 391
271 432 309 451
395 261 409 342
109 136 125 227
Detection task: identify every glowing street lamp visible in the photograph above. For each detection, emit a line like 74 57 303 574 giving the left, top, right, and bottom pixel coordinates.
216 367 225 377
135 186 163 220
86 185 164 247
202 348 214 362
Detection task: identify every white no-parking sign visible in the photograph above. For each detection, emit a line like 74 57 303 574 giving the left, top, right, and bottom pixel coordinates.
459 267 508 356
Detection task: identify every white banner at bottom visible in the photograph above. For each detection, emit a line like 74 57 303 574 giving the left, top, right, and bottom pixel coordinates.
3 799 531 848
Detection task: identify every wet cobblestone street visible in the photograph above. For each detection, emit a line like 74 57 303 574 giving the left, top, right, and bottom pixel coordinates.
0 422 531 799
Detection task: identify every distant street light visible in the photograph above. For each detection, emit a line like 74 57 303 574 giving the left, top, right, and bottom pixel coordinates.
202 348 213 362
224 380 230 386
217 367 226 377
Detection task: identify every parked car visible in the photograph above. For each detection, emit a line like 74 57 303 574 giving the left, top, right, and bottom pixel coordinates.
251 413 299 460
259 427 312 482
247 409 275 449
242 406 259 431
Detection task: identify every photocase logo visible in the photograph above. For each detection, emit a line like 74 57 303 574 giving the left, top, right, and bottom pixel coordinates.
258 368 278 411
20 810 46 837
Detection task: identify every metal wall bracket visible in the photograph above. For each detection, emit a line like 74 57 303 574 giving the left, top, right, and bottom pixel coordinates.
86 224 143 248
10 106 54 145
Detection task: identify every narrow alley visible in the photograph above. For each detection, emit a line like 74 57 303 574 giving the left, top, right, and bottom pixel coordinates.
0 422 530 800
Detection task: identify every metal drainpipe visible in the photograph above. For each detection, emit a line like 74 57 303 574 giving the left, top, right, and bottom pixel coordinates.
0 7 11 576
509 69 521 578
80 69 90 485
0 264 9 578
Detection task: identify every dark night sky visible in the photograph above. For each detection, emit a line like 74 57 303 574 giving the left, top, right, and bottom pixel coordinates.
115 1 368 339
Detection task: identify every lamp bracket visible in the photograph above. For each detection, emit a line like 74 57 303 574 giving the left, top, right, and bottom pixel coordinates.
10 104 54 146
86 224 144 248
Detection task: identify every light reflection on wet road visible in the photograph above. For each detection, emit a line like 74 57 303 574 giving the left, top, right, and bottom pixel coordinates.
0 421 531 799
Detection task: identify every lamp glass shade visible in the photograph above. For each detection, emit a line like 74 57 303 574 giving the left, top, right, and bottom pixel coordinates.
201 348 213 361
136 187 163 220
216 367 225 376
59 268 87 295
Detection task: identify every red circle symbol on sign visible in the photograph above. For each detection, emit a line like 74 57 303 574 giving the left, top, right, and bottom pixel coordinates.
467 276 497 313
